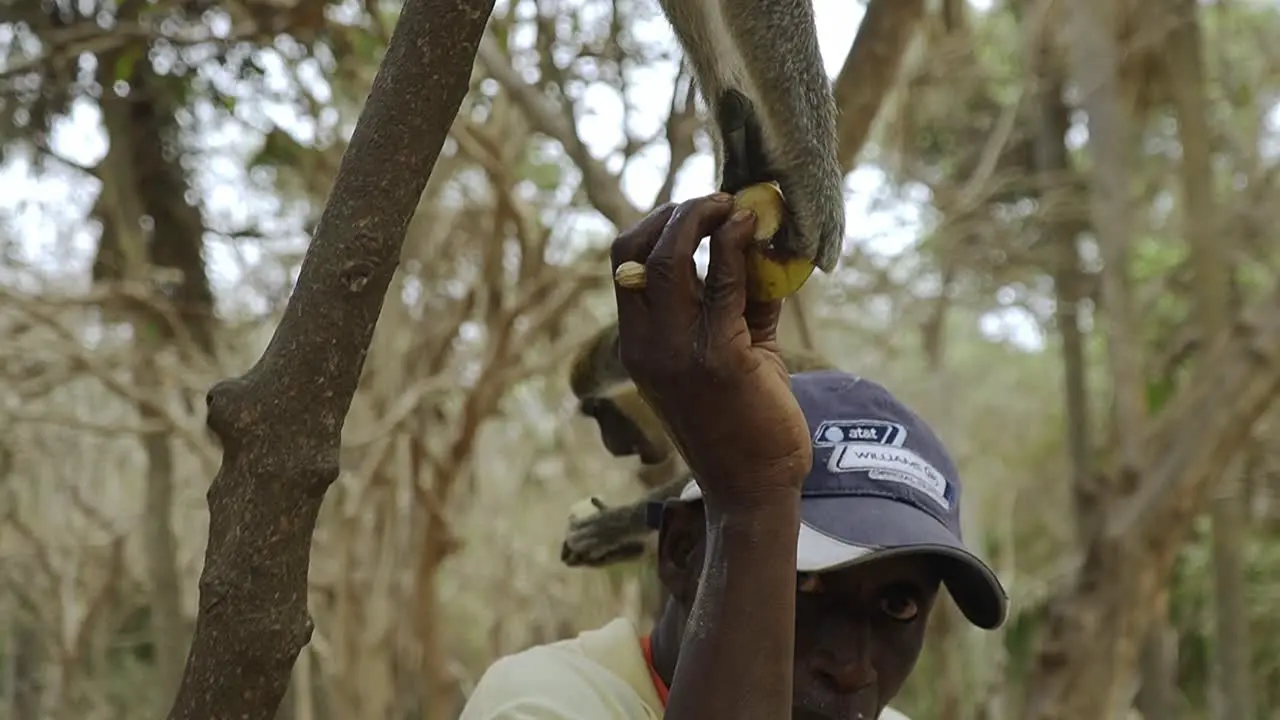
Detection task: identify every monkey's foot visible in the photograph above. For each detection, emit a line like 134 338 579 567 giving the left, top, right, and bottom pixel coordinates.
560 496 652 568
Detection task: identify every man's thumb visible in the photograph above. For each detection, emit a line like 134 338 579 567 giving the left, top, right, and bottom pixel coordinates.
705 209 784 341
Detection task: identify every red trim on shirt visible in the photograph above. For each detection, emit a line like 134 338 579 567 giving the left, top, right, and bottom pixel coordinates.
639 634 670 708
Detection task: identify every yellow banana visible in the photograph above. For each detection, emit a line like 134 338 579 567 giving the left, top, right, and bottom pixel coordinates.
732 182 816 302
612 182 817 301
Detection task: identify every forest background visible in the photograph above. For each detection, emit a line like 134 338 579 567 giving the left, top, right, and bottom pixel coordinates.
2 0 1280 718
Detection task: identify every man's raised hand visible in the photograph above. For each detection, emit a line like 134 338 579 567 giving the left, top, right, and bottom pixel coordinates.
609 194 813 511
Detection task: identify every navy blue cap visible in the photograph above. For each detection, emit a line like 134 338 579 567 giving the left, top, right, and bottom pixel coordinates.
651 370 1008 630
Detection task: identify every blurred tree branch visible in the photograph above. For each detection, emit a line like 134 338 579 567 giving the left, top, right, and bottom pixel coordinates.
1166 0 1254 713
1023 8 1280 715
1 290 219 467
0 20 257 83
832 0 926 171
476 34 644 229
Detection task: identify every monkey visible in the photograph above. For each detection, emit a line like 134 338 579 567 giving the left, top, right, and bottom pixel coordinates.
561 322 837 568
656 0 846 274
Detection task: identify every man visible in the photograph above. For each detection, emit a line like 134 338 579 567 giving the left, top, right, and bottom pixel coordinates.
460 196 1008 720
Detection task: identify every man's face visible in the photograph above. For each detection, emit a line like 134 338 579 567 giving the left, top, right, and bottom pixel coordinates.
657 504 940 720
789 557 938 720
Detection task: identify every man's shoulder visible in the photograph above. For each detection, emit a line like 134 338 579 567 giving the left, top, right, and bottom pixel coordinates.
458 618 661 720
880 707 912 720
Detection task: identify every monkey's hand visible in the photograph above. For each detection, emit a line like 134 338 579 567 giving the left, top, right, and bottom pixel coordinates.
560 496 651 568
716 89 845 291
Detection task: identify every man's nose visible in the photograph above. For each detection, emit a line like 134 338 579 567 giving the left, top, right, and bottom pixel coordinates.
808 624 876 693
810 649 877 693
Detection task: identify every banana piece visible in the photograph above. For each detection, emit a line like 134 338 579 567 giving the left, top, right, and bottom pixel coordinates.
733 182 785 241
736 182 816 302
612 182 817 301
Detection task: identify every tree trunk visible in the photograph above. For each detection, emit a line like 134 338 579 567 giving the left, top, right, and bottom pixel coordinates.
1023 0 1148 715
1028 30 1093 544
98 73 189 711
1165 1 1254 716
95 34 220 708
918 261 970 720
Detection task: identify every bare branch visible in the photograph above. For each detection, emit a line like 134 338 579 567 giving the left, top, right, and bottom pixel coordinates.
475 34 643 229
653 70 701 208
0 20 258 83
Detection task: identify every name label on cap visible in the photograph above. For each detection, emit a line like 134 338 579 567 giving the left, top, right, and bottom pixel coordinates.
827 442 952 511
813 420 908 448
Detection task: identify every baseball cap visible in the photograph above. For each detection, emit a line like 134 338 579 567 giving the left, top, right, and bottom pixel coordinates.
647 369 1008 630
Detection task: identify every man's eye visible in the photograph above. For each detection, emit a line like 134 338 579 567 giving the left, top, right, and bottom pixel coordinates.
879 593 919 622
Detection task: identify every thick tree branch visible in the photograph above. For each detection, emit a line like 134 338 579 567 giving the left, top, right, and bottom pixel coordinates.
164 0 496 717
831 0 926 171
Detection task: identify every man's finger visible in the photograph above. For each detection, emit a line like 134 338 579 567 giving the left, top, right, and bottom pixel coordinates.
741 289 784 346
704 208 783 345
645 194 734 314
611 203 678 271
611 203 678 335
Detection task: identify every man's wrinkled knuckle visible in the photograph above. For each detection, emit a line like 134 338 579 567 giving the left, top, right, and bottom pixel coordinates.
651 201 678 220
701 277 735 306
668 198 705 226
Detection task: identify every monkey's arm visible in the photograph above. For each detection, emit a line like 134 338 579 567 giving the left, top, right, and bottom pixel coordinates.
559 477 689 567
656 0 845 273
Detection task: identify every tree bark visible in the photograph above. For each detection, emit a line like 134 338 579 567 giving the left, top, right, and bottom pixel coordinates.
164 0 496 717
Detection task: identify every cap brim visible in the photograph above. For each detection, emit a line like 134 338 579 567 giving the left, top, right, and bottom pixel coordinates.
799 495 1008 629
675 483 1007 629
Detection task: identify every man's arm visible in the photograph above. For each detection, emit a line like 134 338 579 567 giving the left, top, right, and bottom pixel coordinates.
665 491 802 720
606 196 816 718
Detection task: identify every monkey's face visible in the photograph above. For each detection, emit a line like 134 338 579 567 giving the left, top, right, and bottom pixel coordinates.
579 383 674 466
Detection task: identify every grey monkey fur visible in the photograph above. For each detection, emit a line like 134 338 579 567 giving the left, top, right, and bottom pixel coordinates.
657 0 845 272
